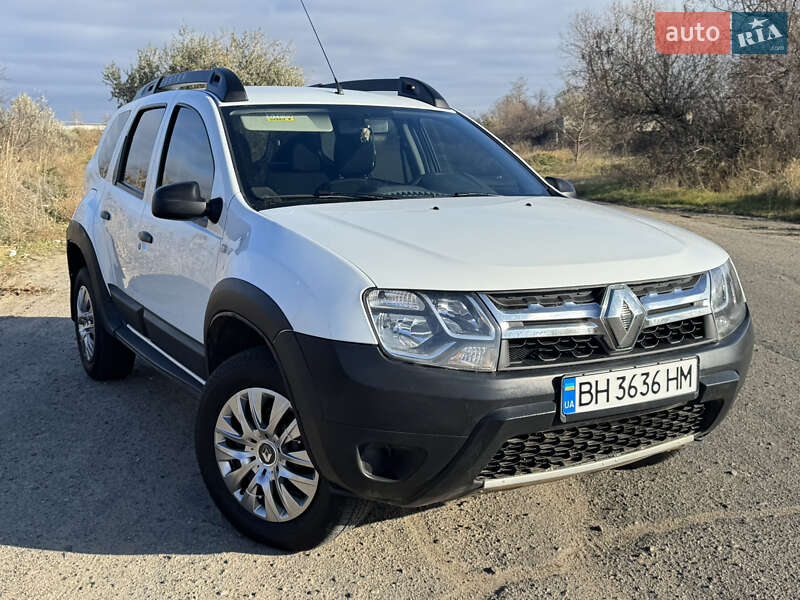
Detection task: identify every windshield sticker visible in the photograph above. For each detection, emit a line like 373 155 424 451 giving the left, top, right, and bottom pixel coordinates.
265 115 295 122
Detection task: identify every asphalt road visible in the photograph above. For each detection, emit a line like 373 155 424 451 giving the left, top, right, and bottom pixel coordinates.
0 207 798 599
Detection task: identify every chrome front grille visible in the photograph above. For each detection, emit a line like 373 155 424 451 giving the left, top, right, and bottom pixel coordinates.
482 273 715 369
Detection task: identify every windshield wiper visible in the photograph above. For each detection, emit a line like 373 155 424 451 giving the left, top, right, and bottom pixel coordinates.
261 192 387 206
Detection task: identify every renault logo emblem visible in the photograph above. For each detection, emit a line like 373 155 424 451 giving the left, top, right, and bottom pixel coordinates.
601 285 646 350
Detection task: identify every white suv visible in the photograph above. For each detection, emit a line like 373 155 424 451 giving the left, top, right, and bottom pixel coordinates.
67 68 753 550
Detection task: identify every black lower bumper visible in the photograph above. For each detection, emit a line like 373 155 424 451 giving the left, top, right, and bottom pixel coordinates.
275 314 753 508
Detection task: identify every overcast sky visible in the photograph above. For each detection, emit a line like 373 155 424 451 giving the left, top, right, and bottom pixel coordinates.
1 0 603 122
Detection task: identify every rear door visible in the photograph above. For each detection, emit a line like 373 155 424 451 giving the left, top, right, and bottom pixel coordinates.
132 99 224 355
93 109 130 284
99 105 167 294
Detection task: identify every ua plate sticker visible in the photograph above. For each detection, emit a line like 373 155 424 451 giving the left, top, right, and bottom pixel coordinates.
562 377 577 415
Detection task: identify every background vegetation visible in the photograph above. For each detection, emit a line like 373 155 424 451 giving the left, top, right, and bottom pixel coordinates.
483 0 800 221
103 27 304 106
0 95 100 248
2 0 799 267
0 27 302 266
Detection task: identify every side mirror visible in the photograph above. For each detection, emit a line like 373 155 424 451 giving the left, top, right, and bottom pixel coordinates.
545 177 577 198
152 181 222 223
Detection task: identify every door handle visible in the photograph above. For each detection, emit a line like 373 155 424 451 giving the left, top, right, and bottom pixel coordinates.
138 231 153 244
100 210 111 221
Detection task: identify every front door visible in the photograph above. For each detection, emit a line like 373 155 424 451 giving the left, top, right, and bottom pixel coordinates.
132 102 223 347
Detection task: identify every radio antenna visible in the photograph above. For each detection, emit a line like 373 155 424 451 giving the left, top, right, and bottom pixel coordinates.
298 0 343 94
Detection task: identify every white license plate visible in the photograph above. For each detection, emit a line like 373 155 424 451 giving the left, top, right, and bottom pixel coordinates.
561 357 699 416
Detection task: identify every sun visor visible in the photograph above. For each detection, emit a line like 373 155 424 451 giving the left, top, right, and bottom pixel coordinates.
239 112 333 132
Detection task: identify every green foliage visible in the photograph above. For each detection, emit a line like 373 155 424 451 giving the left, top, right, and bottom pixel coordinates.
102 26 304 105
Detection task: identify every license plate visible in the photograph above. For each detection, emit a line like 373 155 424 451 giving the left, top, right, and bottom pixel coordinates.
561 357 699 417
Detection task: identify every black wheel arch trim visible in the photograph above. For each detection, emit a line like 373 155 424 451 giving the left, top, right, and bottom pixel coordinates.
66 220 123 332
204 278 293 347
202 280 348 490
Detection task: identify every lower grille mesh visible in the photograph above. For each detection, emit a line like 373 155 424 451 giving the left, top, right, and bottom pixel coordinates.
636 317 705 350
477 403 708 480
506 317 707 367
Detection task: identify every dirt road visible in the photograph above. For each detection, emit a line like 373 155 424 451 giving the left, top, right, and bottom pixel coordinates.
1 208 798 599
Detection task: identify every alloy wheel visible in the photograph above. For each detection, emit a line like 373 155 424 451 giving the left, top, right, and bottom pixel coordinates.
75 285 96 361
214 387 319 522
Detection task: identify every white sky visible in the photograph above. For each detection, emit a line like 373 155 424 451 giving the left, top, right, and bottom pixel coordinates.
1 0 604 121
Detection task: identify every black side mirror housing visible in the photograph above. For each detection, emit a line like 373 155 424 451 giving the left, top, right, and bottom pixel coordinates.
152 181 222 223
545 177 577 198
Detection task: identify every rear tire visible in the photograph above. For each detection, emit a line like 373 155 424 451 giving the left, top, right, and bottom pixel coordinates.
195 347 370 551
72 267 135 380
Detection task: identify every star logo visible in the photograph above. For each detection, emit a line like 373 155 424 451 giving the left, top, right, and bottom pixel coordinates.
748 16 768 29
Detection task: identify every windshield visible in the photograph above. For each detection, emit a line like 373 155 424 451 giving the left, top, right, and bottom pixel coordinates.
222 105 551 209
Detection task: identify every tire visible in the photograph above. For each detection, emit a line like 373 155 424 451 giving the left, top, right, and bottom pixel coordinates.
72 267 135 380
195 347 370 551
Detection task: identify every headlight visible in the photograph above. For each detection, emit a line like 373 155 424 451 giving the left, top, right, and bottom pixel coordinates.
709 259 747 339
364 289 500 371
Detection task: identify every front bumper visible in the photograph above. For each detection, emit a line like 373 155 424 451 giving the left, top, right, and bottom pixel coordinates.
275 312 753 508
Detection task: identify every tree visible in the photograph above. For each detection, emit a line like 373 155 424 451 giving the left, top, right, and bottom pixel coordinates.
480 78 560 146
712 0 800 177
103 26 304 106
563 0 733 183
555 87 597 160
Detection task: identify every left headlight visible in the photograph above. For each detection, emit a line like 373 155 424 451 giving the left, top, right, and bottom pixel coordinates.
364 289 501 371
709 258 747 339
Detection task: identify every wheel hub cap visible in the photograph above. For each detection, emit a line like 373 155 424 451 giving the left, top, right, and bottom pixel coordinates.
257 442 277 466
213 387 319 522
75 285 95 361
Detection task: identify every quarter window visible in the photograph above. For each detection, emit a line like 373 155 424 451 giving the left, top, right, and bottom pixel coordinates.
160 106 215 200
120 107 166 194
96 110 129 178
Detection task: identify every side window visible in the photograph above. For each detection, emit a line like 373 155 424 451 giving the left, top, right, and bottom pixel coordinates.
119 107 166 195
159 106 214 200
96 110 130 178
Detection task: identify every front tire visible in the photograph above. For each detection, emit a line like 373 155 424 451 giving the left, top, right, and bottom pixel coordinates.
72 267 135 380
195 347 369 551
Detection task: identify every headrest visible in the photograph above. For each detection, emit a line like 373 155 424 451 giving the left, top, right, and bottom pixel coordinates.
334 127 376 178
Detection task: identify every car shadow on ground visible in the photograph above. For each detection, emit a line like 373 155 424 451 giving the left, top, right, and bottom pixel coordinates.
0 316 422 556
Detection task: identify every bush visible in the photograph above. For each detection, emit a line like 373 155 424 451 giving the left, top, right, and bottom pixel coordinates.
103 26 304 105
0 94 99 245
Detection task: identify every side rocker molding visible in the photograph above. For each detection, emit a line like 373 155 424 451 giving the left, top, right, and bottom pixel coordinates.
66 220 205 396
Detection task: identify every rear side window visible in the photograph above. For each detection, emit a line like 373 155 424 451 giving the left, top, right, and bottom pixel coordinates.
119 107 166 194
159 106 214 199
96 111 129 178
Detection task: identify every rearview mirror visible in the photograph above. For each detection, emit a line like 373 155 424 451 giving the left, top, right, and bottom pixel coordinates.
545 177 577 198
152 181 222 223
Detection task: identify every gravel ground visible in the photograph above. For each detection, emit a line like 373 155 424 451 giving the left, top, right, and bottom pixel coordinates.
0 207 798 599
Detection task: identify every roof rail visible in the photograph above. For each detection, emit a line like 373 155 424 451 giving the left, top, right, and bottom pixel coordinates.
312 77 450 109
133 68 248 103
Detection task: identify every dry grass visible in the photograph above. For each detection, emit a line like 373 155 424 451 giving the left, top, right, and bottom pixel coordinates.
518 147 800 223
0 95 101 249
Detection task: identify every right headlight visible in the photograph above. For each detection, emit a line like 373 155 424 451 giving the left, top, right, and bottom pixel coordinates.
364 289 501 371
709 258 747 339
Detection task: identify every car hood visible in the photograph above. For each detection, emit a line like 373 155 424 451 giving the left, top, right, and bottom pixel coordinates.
261 196 729 291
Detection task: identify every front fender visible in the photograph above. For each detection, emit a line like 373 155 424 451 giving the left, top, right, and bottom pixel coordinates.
216 198 379 345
